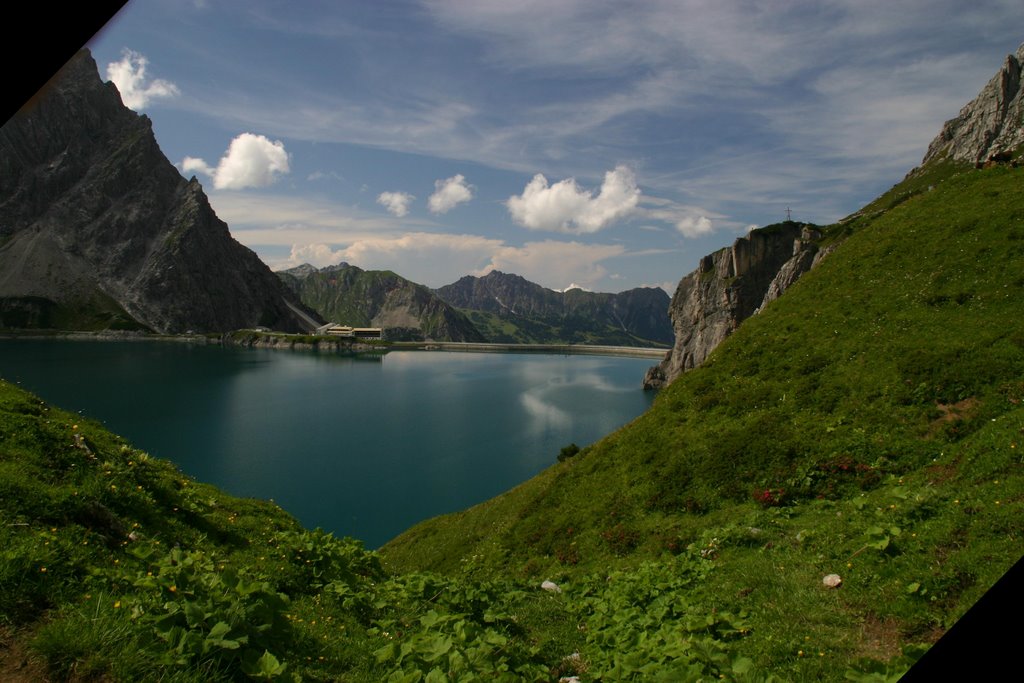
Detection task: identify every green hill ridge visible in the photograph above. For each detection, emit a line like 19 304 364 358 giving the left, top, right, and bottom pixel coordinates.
379 160 1024 674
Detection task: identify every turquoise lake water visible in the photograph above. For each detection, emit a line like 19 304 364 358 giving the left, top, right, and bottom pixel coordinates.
0 340 655 547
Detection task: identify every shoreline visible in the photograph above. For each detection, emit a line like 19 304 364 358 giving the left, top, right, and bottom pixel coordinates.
389 340 668 359
0 329 669 360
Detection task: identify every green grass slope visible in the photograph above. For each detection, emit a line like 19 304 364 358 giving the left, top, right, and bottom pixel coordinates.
381 163 1024 673
2 162 1021 681
0 380 559 681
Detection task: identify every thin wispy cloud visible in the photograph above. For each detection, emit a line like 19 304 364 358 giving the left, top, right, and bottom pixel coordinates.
636 196 723 238
151 2 1019 209
307 170 345 183
88 0 1023 291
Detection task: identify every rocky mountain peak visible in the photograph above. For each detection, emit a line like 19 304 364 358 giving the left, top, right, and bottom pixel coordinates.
922 42 1024 166
0 49 317 333
278 263 320 280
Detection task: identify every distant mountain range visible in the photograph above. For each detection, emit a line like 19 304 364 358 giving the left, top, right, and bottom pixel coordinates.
277 263 485 342
436 271 672 346
278 265 673 346
0 49 317 334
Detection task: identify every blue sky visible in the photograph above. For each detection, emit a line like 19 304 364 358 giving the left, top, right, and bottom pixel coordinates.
86 0 1021 293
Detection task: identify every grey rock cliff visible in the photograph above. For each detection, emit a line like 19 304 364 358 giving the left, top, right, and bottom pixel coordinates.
922 43 1024 166
0 49 316 333
643 223 826 389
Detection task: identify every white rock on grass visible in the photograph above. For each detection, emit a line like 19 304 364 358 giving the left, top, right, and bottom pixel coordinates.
541 580 562 593
822 573 842 588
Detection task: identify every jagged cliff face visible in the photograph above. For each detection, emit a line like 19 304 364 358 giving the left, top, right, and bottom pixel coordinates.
277 263 486 342
643 223 830 389
923 43 1024 166
436 271 673 345
0 50 314 334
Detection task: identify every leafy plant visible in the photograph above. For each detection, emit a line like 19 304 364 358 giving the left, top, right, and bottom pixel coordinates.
115 546 293 675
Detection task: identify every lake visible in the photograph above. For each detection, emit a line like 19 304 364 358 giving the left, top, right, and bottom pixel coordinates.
0 339 655 547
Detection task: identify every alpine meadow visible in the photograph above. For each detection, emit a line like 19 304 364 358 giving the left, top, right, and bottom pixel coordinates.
1 7 1023 683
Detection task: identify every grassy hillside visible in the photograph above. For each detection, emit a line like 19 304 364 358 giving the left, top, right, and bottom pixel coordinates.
381 163 1024 671
2 162 1021 681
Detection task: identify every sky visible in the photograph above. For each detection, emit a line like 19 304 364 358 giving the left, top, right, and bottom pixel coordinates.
83 0 1022 294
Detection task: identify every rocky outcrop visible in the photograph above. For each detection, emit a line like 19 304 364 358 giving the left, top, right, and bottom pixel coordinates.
277 263 486 342
643 223 826 389
221 329 384 354
922 43 1024 166
0 49 316 334
439 272 562 317
436 271 673 346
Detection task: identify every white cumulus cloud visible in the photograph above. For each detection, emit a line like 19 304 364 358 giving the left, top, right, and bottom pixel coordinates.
181 156 215 177
105 48 180 110
427 174 474 214
674 215 714 238
376 191 416 217
181 133 290 190
506 165 640 234
287 243 348 268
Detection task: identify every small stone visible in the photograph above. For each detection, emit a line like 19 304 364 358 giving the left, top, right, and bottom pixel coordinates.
822 574 842 588
541 580 562 593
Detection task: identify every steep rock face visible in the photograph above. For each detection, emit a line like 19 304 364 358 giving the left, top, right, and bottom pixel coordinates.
0 49 314 333
643 223 826 389
436 271 673 346
923 43 1024 166
438 272 564 318
277 263 486 342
